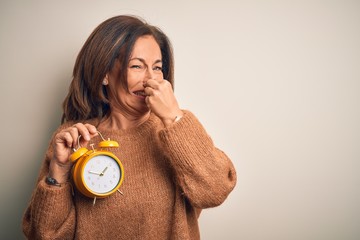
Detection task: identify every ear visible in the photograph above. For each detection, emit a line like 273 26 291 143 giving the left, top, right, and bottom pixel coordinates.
102 75 109 85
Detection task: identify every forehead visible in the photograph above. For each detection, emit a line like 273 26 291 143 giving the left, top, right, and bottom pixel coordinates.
130 35 162 60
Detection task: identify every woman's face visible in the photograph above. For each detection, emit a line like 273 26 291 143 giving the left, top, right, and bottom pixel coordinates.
107 35 163 117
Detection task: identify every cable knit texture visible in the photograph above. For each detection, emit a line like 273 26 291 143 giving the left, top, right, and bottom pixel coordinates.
22 110 237 239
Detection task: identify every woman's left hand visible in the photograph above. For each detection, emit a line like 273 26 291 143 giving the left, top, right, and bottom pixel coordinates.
144 78 183 126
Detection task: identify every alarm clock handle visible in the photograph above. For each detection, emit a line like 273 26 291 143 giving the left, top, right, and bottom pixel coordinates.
97 131 119 148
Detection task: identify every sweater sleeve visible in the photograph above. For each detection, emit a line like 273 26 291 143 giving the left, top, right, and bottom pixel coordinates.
158 110 237 208
22 126 76 240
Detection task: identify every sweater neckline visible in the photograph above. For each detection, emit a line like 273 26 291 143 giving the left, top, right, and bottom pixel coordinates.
96 112 160 138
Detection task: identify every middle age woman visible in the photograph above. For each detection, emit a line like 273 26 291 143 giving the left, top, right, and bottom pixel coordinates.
23 15 237 240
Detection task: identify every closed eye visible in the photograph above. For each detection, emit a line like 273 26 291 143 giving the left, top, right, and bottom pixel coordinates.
153 66 163 71
130 65 142 69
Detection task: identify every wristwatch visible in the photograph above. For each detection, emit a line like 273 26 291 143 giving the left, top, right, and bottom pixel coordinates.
45 176 61 187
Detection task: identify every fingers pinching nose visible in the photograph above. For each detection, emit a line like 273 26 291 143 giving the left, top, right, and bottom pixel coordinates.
143 80 148 88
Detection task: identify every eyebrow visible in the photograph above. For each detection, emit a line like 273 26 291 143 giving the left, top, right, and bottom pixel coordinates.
129 57 162 65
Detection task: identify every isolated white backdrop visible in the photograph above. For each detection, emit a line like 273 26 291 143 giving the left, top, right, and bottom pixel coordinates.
1 0 359 239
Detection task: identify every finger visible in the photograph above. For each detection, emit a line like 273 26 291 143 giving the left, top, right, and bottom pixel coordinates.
145 95 151 108
72 123 91 141
84 123 98 136
144 78 161 89
67 126 81 147
55 131 75 148
144 86 156 97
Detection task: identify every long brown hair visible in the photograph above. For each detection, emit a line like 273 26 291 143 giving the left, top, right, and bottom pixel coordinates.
61 15 174 123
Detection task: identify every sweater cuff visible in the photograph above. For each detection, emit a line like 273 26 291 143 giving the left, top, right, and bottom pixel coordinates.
32 177 73 226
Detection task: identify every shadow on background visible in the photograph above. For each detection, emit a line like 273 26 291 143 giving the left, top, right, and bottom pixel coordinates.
0 76 68 239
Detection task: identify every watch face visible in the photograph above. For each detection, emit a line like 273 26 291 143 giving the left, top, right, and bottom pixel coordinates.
83 155 122 194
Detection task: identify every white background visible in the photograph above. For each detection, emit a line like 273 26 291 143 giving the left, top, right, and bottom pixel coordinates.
1 0 359 239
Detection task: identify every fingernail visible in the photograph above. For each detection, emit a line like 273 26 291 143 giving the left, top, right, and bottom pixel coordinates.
84 135 90 141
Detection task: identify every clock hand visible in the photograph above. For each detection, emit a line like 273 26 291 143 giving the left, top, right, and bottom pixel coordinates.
88 170 101 176
100 166 108 176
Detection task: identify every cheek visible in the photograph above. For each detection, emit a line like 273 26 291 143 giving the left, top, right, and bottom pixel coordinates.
106 81 128 102
126 73 147 92
155 71 164 80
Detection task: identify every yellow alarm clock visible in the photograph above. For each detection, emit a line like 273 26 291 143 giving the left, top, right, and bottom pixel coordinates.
70 132 124 203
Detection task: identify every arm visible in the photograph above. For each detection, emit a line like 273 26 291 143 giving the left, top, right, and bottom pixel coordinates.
158 110 237 208
22 122 98 239
22 137 76 239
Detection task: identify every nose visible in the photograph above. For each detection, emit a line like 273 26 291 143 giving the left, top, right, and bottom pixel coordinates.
145 68 156 80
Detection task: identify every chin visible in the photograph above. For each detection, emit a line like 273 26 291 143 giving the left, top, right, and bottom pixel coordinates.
135 104 150 114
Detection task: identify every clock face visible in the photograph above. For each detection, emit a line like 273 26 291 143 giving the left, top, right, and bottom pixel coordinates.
82 155 122 194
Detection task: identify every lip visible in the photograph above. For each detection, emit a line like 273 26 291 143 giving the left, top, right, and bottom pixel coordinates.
132 90 147 99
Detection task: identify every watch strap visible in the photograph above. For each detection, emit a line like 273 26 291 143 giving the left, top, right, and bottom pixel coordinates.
45 176 61 187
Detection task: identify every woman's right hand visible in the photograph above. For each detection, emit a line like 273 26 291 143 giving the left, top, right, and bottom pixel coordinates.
48 123 98 183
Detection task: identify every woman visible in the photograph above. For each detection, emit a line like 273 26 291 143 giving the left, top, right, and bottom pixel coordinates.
23 15 236 239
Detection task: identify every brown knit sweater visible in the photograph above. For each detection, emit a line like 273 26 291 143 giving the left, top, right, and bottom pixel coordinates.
22 110 237 239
